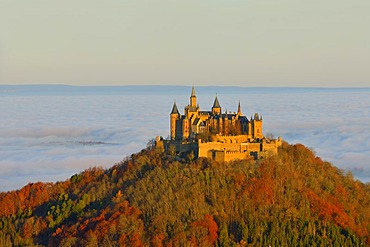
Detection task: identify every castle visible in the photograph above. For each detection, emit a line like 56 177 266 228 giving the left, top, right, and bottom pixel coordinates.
158 86 282 162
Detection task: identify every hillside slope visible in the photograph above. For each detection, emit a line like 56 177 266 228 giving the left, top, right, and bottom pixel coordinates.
0 142 369 246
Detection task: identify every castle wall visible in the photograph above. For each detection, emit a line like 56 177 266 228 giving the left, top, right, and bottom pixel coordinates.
196 135 282 162
224 150 249 162
198 142 257 162
260 137 283 156
212 134 249 144
198 141 227 158
163 140 192 154
240 142 261 152
208 150 225 162
197 135 258 161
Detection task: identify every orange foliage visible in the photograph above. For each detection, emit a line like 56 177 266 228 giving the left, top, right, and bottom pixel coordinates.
151 233 165 247
305 189 368 237
192 214 218 245
22 219 33 239
53 200 144 245
0 182 61 217
249 177 275 205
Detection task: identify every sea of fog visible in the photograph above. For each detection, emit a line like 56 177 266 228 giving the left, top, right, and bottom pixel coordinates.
0 85 369 192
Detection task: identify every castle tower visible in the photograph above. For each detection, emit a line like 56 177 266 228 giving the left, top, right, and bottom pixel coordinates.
252 112 263 139
170 101 180 140
212 95 221 115
190 86 197 108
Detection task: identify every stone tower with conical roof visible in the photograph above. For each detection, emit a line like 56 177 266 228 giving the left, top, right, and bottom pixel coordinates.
212 95 221 115
170 101 180 140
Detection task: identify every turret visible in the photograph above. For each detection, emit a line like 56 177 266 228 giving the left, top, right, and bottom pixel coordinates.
254 112 260 121
212 95 221 115
170 101 180 140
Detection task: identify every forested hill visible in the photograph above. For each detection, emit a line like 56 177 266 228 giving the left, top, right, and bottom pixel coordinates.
0 142 369 246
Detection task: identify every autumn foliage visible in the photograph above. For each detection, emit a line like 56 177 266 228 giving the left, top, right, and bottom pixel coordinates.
0 142 369 246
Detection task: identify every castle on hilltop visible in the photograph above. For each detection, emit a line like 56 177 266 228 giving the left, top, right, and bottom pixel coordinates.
157 86 282 162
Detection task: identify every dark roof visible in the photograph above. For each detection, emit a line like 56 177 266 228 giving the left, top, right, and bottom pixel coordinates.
171 102 179 114
222 114 231 120
199 111 211 115
186 105 198 112
240 116 249 123
212 96 221 108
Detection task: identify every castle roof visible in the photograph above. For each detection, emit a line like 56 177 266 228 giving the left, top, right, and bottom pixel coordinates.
239 116 249 123
171 102 179 114
199 111 211 115
193 118 201 126
212 96 221 108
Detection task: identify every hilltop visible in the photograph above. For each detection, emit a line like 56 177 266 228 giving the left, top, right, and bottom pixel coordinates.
0 142 369 246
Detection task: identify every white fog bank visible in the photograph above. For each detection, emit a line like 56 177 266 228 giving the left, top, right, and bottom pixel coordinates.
0 86 369 191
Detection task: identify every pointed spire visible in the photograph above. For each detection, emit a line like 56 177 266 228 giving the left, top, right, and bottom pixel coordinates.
212 95 221 108
191 85 196 97
171 101 179 114
190 85 197 107
237 101 241 114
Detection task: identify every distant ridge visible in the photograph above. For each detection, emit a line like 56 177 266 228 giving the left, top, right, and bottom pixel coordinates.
1 84 369 96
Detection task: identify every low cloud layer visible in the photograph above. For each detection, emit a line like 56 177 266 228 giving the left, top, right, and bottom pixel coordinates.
1 87 369 191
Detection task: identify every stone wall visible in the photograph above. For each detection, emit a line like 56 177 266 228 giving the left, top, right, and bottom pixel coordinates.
161 134 282 162
196 135 282 162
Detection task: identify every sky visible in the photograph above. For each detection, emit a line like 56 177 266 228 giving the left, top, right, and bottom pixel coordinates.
1 0 369 87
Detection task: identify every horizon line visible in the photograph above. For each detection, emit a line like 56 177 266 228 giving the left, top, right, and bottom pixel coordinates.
1 84 369 90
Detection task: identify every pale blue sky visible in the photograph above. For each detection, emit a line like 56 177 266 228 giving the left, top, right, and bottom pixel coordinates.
1 0 369 87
